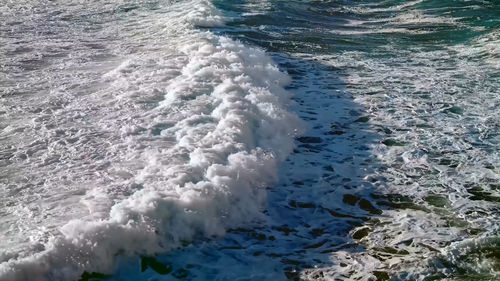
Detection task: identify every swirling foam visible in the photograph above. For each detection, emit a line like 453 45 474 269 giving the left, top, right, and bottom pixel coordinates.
0 1 302 280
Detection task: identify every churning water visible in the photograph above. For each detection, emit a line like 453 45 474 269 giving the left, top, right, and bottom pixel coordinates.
0 1 498 280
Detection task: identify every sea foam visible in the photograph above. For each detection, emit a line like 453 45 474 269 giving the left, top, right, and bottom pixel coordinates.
0 1 302 280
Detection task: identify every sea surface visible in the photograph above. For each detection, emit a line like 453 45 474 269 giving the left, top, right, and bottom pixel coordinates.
0 1 498 280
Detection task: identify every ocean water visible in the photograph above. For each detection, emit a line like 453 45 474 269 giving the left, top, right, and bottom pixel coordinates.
0 0 498 280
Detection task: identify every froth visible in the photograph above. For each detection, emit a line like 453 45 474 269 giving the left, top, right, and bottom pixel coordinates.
0 0 302 280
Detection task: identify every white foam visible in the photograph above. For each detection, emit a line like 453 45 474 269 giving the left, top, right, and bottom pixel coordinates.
0 1 302 280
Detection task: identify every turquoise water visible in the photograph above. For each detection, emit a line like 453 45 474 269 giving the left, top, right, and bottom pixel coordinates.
0 1 498 280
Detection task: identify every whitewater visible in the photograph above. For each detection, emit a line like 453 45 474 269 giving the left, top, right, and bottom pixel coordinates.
0 0 302 280
1 0 499 280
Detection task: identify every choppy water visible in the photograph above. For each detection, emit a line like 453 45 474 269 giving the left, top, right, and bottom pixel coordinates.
0 1 498 280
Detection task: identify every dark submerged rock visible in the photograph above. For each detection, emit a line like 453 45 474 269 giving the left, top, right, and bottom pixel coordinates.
297 136 323 143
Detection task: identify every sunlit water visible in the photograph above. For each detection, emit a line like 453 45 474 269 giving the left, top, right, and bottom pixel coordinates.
0 1 498 280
